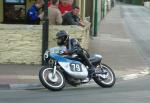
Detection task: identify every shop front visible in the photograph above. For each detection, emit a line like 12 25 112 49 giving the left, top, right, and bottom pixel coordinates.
3 0 26 24
0 0 38 24
0 0 87 24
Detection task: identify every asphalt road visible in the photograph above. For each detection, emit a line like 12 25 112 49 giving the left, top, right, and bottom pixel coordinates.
0 75 150 103
122 5 150 66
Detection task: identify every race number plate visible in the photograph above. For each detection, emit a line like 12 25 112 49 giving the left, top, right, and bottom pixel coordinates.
70 63 82 72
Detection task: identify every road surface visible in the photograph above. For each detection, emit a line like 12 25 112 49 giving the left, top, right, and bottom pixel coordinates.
0 75 150 103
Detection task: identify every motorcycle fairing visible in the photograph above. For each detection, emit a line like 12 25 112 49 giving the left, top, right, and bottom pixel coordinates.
50 53 88 79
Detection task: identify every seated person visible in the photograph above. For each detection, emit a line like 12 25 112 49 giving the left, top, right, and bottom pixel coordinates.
58 0 73 15
62 6 85 27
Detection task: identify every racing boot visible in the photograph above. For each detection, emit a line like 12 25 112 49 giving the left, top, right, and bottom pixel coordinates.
88 67 96 78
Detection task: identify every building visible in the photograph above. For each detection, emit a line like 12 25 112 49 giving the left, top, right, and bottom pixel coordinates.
122 0 144 5
0 0 90 23
0 0 114 35
0 0 36 24
0 0 115 64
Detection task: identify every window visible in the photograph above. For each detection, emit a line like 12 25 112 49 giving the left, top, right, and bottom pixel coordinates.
4 0 26 24
5 0 25 4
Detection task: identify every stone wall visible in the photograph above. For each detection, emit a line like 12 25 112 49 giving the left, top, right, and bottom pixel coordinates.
0 24 90 64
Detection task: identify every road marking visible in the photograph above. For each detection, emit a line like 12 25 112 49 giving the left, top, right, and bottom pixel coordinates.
0 75 38 80
123 74 138 80
17 75 38 80
122 69 150 80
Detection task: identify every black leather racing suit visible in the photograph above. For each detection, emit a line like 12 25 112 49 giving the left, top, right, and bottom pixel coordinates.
66 38 93 69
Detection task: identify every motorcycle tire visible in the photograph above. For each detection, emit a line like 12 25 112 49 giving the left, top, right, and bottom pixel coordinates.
93 63 116 88
39 66 65 91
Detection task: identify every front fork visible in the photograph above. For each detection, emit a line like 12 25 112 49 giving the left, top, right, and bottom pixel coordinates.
96 63 109 79
52 61 57 78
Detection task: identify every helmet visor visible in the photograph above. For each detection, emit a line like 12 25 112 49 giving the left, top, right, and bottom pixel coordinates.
56 37 64 46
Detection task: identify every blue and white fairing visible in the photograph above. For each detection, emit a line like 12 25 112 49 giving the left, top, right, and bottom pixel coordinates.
45 46 88 79
50 54 88 79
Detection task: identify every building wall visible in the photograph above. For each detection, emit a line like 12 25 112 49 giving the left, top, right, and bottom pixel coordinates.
81 0 86 19
85 0 94 21
132 0 143 5
123 0 144 5
0 0 3 23
0 24 90 64
97 0 102 33
75 0 86 19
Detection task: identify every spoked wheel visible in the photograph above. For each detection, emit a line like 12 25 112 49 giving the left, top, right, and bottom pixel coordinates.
93 63 116 88
39 66 65 91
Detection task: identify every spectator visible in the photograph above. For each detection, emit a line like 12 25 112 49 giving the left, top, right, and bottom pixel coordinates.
26 0 44 24
58 0 73 15
48 0 52 7
62 6 85 27
48 0 62 25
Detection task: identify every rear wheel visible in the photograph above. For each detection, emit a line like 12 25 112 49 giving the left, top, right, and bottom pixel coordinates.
93 63 116 88
39 66 65 91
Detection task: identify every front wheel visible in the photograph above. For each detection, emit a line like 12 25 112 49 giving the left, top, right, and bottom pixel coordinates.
39 66 65 91
93 63 116 88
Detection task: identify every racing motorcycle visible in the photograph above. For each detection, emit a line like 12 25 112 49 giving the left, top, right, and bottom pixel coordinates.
39 46 116 91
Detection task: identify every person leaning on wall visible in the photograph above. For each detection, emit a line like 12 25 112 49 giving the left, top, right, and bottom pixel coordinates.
26 0 44 25
62 6 85 27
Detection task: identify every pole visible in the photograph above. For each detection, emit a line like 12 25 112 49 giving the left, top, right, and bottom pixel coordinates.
94 0 98 36
42 0 49 65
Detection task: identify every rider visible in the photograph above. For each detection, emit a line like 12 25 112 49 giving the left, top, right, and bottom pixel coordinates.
56 30 95 76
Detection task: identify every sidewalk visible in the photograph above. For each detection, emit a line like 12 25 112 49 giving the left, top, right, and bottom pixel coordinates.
0 5 150 90
0 64 39 84
90 5 150 79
